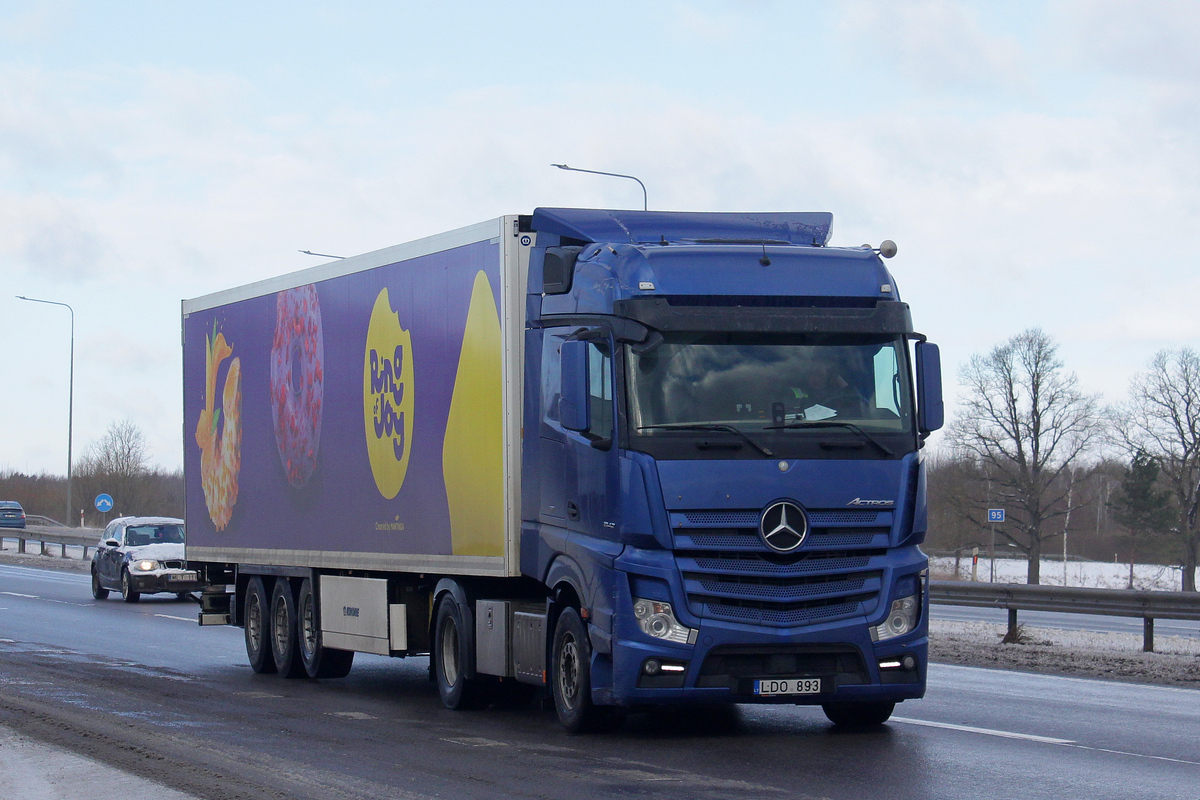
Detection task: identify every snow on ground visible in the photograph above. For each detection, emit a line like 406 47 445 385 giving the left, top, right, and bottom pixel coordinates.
929 556 1185 591
930 619 1200 689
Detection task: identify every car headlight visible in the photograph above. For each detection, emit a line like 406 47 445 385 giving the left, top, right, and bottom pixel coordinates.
871 595 918 641
632 598 697 645
133 560 159 572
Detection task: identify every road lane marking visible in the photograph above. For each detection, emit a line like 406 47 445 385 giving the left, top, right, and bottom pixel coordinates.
443 737 506 746
0 592 39 598
328 711 377 720
896 717 1200 765
1063 744 1200 766
154 614 195 622
892 717 1075 744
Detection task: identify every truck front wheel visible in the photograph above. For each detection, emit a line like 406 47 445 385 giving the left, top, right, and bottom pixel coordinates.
297 578 354 679
434 595 484 710
244 577 277 674
822 701 895 728
552 608 620 733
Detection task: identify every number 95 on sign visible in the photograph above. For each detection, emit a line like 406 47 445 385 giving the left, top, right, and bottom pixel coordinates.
988 509 1005 523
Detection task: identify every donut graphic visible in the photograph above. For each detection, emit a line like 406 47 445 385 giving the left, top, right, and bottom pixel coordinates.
195 324 241 531
270 285 324 488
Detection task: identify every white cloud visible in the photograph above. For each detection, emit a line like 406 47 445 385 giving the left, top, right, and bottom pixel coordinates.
837 0 1031 96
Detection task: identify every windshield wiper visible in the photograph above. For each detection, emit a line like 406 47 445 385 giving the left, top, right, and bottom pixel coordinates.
764 421 893 457
638 423 774 457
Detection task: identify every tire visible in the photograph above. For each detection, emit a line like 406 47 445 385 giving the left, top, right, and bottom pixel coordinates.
433 595 485 710
297 578 354 679
120 569 140 603
244 577 277 674
91 567 109 600
270 578 306 678
552 607 617 733
822 701 895 728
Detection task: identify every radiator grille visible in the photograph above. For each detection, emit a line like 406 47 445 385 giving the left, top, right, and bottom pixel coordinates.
674 507 890 628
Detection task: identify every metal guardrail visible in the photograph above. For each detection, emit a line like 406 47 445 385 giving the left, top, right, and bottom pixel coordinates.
930 579 1200 652
0 525 104 560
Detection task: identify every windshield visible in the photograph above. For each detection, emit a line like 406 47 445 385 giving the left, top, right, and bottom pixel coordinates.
627 333 913 434
124 524 185 546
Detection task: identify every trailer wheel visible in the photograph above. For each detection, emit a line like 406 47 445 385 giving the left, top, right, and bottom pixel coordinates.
552 607 618 733
270 578 306 678
433 595 484 709
91 567 109 600
120 569 140 603
244 576 277 674
297 578 354 679
822 701 895 728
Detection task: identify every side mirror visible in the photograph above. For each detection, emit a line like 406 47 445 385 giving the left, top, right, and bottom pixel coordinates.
105 538 120 548
559 339 590 432
915 341 944 434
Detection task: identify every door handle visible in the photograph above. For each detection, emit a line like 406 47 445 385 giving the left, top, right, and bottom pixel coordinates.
567 502 580 521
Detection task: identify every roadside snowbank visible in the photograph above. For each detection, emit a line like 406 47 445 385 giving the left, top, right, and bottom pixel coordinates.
930 556 1185 591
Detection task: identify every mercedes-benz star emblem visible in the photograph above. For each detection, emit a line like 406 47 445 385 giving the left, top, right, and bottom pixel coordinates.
758 501 809 553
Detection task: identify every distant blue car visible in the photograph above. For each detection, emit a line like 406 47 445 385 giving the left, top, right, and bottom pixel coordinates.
0 501 26 529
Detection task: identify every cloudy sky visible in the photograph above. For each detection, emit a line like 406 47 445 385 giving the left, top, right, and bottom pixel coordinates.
3 0 1198 481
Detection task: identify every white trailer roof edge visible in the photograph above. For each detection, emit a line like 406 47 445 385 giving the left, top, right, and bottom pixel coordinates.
183 217 508 314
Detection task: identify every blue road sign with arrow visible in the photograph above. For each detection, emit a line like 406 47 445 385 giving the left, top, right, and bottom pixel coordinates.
95 493 114 513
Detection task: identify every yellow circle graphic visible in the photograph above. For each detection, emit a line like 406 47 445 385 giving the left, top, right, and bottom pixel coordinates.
363 288 415 499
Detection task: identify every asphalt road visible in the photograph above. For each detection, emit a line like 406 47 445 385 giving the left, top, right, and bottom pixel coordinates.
1 563 1198 800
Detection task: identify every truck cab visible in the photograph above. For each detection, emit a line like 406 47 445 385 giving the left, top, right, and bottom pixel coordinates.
518 208 943 730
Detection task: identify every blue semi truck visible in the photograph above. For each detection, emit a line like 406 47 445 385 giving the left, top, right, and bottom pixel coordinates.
183 208 943 732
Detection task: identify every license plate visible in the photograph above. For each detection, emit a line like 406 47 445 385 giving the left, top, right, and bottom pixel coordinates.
168 571 198 582
754 678 823 696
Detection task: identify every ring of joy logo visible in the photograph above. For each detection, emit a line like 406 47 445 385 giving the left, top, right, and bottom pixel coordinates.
363 288 415 499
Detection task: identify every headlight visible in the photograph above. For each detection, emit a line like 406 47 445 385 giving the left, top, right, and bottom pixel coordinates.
632 598 697 645
871 595 918 641
133 560 159 572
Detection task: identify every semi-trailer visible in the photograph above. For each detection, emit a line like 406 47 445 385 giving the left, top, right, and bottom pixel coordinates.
183 207 943 732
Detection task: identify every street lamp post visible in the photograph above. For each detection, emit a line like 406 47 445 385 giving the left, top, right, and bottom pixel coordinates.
17 296 74 526
551 164 648 211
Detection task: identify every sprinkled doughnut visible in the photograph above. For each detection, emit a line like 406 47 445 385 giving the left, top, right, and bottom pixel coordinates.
270 284 324 487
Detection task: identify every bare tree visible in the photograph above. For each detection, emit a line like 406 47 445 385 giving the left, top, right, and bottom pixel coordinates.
75 419 152 523
947 329 1104 583
1109 348 1200 591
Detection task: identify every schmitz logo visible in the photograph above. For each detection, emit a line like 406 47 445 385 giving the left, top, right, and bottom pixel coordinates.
847 498 894 507
363 288 415 500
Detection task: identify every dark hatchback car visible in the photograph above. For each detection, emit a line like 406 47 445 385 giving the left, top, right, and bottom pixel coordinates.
91 516 203 602
0 501 26 529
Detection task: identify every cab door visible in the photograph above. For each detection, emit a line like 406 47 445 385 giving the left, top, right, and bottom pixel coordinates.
558 329 620 541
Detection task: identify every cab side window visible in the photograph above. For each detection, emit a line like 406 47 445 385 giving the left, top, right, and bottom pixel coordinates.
587 340 613 442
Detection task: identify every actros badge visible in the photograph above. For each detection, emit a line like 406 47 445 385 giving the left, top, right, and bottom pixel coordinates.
758 501 809 553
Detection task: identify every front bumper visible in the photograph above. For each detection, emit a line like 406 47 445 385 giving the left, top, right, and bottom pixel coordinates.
127 569 205 594
604 617 926 706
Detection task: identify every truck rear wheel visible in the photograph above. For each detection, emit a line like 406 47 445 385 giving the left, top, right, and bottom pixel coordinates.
297 578 354 679
270 579 306 678
433 595 484 709
552 608 620 733
822 701 895 728
244 576 277 674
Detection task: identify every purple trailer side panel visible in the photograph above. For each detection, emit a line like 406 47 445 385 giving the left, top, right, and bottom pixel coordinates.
183 235 510 570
